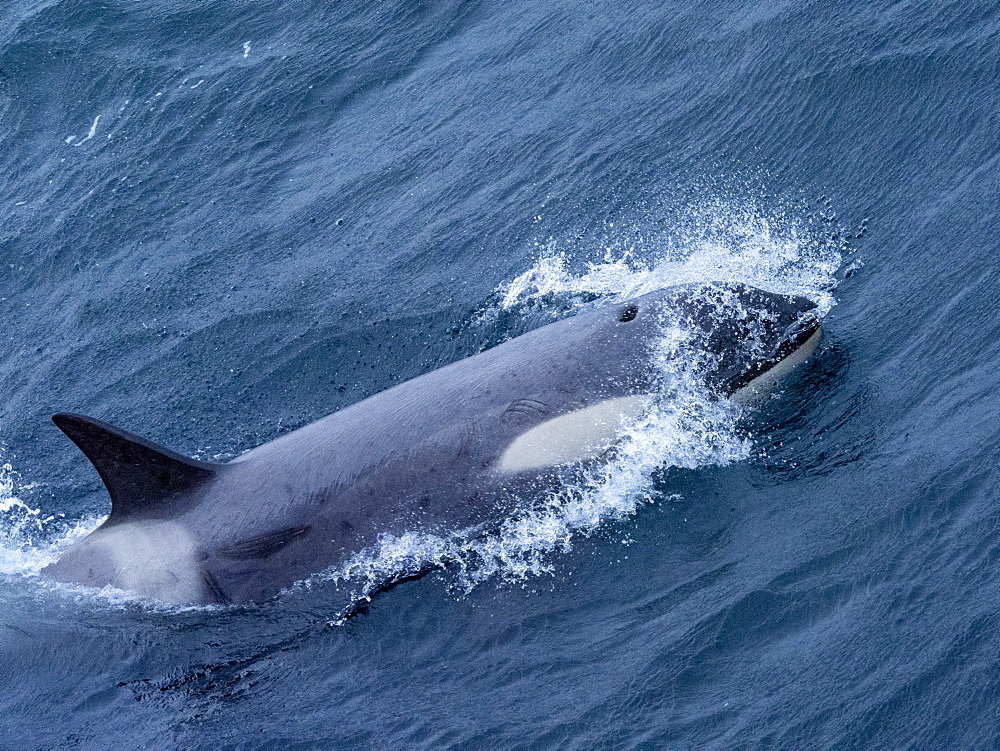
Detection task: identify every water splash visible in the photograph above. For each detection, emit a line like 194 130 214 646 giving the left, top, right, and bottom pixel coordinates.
498 198 841 316
321 197 842 622
0 456 100 579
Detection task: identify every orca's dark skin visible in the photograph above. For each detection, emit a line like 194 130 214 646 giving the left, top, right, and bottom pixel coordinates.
42 283 820 605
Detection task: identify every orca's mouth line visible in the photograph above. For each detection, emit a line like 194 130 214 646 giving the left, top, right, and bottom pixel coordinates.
725 315 821 395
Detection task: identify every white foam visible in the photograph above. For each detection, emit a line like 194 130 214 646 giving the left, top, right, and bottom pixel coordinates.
71 115 101 147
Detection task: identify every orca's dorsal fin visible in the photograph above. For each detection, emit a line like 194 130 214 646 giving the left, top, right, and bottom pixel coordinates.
52 413 222 526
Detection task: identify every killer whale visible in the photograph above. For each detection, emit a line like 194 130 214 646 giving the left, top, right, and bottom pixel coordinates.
42 283 821 605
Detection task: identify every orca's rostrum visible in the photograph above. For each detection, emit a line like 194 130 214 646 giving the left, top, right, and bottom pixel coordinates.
43 283 821 605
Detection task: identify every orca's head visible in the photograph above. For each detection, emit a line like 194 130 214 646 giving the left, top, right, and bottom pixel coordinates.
659 282 821 400
607 283 820 401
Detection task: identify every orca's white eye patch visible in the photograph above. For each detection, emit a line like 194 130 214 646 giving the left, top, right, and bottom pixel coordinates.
496 395 651 473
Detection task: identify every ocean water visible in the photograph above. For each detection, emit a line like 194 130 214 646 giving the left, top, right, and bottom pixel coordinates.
1 0 998 747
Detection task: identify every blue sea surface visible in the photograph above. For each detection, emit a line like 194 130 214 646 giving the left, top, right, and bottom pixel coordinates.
1 0 999 747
